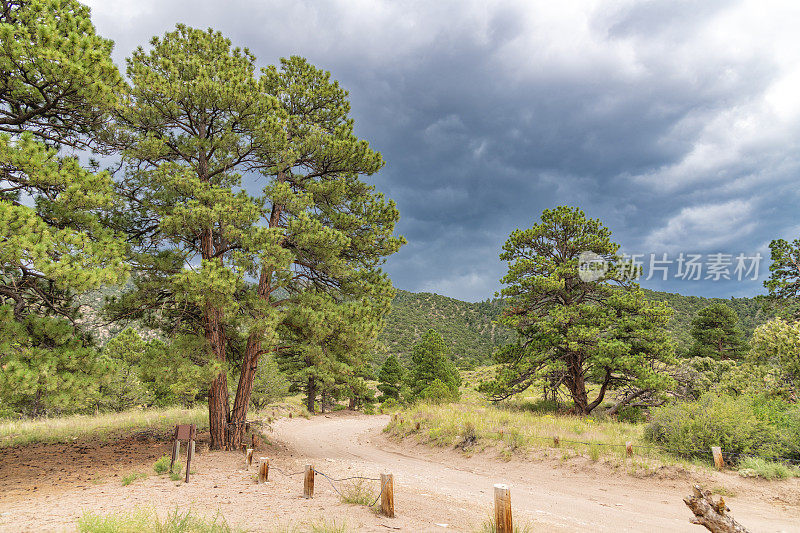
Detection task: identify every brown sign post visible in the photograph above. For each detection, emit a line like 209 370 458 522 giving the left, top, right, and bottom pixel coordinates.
170 424 197 483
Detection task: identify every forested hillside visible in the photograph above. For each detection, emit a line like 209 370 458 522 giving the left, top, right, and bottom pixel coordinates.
378 288 771 367
378 290 512 368
76 285 770 368
642 289 772 352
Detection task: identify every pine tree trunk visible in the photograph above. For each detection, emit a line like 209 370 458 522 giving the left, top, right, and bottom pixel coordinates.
306 376 316 414
566 353 591 415
204 300 229 449
229 201 284 447
196 126 232 450
230 335 261 449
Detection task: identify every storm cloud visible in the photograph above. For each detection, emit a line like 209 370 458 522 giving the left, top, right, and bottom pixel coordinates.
85 0 800 300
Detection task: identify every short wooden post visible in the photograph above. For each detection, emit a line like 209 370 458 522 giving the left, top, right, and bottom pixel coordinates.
289 412 293 419
303 464 314 498
170 440 180 473
494 484 512 533
380 473 394 517
246 448 254 467
553 436 560 447
711 446 724 470
415 422 421 431
258 457 269 483
626 441 633 457
185 439 195 483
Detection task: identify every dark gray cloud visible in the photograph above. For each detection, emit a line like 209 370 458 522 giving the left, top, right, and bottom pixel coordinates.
86 0 800 301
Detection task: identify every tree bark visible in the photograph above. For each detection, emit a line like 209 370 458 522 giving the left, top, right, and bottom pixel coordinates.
204 296 229 449
228 192 285 447
197 122 230 450
684 485 750 533
566 353 590 414
607 389 647 416
306 376 316 414
229 333 261 449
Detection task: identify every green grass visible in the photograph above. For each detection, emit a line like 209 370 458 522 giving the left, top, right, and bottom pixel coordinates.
476 515 532 533
154 454 182 480
339 479 376 507
77 508 238 533
386 401 647 457
737 457 800 480
0 406 207 448
273 520 349 533
121 472 147 486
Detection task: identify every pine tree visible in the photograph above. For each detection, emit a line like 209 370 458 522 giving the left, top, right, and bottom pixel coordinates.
690 303 746 360
0 0 128 320
112 40 403 446
0 306 107 416
406 329 461 401
110 25 286 448
249 356 290 410
230 56 403 440
480 206 674 415
377 355 404 401
764 237 800 319
0 0 128 415
275 291 386 413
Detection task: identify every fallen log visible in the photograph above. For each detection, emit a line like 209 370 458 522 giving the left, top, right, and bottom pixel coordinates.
684 485 750 533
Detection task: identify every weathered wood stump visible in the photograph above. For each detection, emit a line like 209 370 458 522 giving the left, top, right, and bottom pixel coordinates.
684 485 750 533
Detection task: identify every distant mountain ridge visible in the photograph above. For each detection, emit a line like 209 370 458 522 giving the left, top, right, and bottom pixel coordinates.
379 288 771 367
76 285 771 367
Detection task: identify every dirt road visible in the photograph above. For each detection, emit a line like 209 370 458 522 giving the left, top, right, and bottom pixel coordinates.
271 412 800 532
1 411 798 532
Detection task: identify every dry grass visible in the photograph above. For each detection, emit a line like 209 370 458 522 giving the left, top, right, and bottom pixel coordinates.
0 394 313 449
385 401 700 472
77 508 238 533
0 406 208 448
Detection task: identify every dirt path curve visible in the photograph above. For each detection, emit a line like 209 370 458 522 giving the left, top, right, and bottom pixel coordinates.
270 412 800 532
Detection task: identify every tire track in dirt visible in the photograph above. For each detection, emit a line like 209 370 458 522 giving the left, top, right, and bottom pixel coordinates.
270 412 800 532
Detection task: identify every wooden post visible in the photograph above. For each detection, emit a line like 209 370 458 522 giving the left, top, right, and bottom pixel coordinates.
380 473 394 517
246 448 254 467
185 439 195 483
711 446 724 470
303 464 314 498
494 484 512 533
415 422 420 431
258 457 269 483
553 436 560 447
626 441 633 458
170 440 180 473
289 412 293 419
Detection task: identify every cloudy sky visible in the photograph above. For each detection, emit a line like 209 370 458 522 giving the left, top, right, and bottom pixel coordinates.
85 0 800 301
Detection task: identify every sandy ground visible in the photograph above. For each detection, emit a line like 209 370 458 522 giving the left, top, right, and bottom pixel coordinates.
1 411 799 532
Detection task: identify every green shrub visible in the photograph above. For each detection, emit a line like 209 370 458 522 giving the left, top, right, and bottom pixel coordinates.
645 393 800 462
616 405 646 424
380 398 399 412
737 456 799 480
421 378 458 404
153 454 180 475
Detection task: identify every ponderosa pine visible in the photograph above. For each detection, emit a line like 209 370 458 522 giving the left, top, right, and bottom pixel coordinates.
0 0 128 415
481 206 674 415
